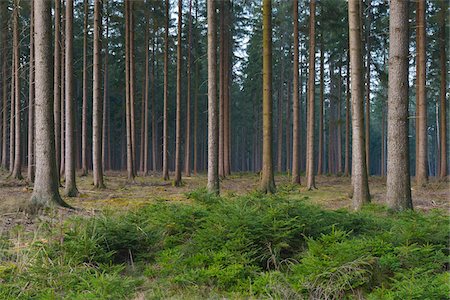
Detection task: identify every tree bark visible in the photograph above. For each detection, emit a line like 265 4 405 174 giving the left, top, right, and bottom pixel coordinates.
207 0 219 194
218 0 225 178
28 0 35 182
151 19 157 173
415 0 427 186
365 0 371 175
348 0 370 209
92 0 104 188
162 0 170 180
81 0 89 176
260 0 276 193
0 1 7 169
9 40 14 173
306 0 316 190
31 0 70 210
102 0 110 171
184 0 192 176
386 0 412 211
143 9 150 175
125 0 134 181
318 37 324 175
438 1 447 178
224 0 231 176
291 0 300 184
64 0 78 197
60 8 65 177
11 0 21 179
277 48 284 173
344 50 350 176
174 0 183 186
286 81 291 172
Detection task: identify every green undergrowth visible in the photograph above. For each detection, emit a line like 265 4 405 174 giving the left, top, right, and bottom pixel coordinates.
1 189 448 299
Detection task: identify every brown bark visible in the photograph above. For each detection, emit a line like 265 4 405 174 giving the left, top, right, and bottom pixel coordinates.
60 7 65 177
291 0 300 184
306 0 316 190
286 81 291 172
11 0 21 179
143 10 150 175
207 0 219 194
174 0 182 186
344 50 350 176
184 0 192 176
151 19 157 173
224 0 231 176
365 0 371 175
438 1 447 178
125 0 134 181
102 0 110 171
277 48 284 173
0 1 7 169
28 0 35 182
64 0 78 197
317 38 324 175
218 0 225 178
92 0 104 188
130 2 136 176
415 0 427 186
162 0 169 180
30 0 69 210
386 0 412 211
337 61 342 174
260 0 276 193
81 0 88 176
348 0 370 209
9 35 14 174
53 0 62 181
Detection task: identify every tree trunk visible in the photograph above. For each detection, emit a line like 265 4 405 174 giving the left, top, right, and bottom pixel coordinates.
60 7 65 177
11 0 21 179
162 0 170 180
27 0 35 182
365 0 371 175
318 37 324 175
260 0 276 193
207 0 219 194
102 0 110 171
415 0 427 186
218 0 225 178
125 0 134 181
306 0 316 190
344 50 350 176
64 0 78 197
9 41 14 173
184 0 192 176
31 0 70 209
286 81 291 173
81 0 88 176
386 0 412 211
143 9 150 175
174 0 183 186
438 1 447 178
130 2 136 176
348 0 370 209
337 61 343 174
291 0 300 184
92 0 104 188
0 1 7 169
151 19 157 173
277 50 284 173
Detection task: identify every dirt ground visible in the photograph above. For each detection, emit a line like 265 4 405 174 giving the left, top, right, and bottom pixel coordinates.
0 169 448 235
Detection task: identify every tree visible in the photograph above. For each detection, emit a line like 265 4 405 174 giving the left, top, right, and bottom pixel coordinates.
219 0 225 178
386 0 412 211
305 0 316 190
54 0 61 180
291 0 300 184
174 0 183 187
102 0 110 171
28 0 35 182
81 0 89 176
0 0 7 169
30 0 70 209
317 36 324 175
125 0 134 181
207 0 219 194
415 0 427 186
93 0 104 188
260 0 276 194
184 0 192 177
365 0 371 175
11 0 22 180
348 0 370 209
143 7 150 175
64 0 79 197
162 0 169 180
344 50 350 176
438 1 447 178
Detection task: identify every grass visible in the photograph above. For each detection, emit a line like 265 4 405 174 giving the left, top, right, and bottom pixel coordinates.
0 172 449 299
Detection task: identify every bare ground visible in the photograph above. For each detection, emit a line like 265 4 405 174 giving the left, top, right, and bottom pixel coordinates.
0 168 448 235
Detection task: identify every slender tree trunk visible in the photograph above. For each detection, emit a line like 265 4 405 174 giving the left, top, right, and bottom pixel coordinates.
0 3 6 168
81 0 88 176
386 0 412 210
415 0 427 186
143 9 150 175
125 0 134 181
277 52 284 173
9 42 14 173
218 0 225 178
438 1 447 178
130 2 136 176
286 81 291 173
30 0 70 210
193 43 199 176
92 0 104 188
224 0 231 176
60 7 65 177
184 0 192 176
318 38 324 175
291 0 300 184
28 0 35 182
348 0 370 209
306 0 316 190
151 20 157 173
260 0 276 193
174 0 183 186
53 0 62 181
102 0 109 171
11 0 21 179
162 0 170 180
337 61 343 174
207 0 219 194
344 51 350 176
64 0 78 197
365 0 371 175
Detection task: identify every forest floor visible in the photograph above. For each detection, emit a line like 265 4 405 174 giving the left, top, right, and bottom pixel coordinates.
0 169 448 224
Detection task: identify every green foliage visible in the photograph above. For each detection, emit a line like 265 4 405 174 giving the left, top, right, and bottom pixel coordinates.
1 191 448 298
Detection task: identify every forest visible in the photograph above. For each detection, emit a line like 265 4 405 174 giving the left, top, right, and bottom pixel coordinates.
0 0 449 298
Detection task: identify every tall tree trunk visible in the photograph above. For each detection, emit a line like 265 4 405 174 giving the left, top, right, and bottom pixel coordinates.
102 0 110 171
317 37 324 175
125 0 134 180
9 41 14 173
11 0 21 179
81 0 88 176
277 50 284 173
193 40 199 176
415 0 427 186
151 20 157 173
60 6 65 177
0 1 7 169
162 0 170 180
143 9 150 175
348 0 370 209
386 0 412 210
92 0 104 188
344 50 350 176
286 81 291 173
28 0 35 182
207 0 219 194
218 0 225 178
224 0 231 176
365 0 371 175
337 61 343 174
438 1 447 178
291 0 300 184
184 0 192 176
64 0 78 197
30 0 70 210
260 0 276 193
54 0 61 181
174 0 183 186
306 0 316 190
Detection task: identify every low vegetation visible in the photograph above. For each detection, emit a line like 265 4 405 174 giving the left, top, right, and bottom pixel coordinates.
1 187 448 299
